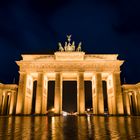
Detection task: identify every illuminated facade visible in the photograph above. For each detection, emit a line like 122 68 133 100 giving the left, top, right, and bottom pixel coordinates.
0 83 17 115
0 36 140 115
122 83 140 115
16 36 125 115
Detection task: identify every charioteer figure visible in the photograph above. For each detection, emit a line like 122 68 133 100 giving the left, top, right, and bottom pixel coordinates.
58 35 82 52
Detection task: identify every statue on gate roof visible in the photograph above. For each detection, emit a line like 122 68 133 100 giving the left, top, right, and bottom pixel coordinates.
57 35 82 52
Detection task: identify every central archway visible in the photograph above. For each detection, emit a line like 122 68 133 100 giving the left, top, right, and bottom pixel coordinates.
62 81 77 113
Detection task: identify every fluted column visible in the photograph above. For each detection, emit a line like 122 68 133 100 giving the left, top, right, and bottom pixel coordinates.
123 91 130 115
9 91 15 115
2 91 8 115
35 73 45 114
112 72 124 114
41 76 48 114
0 89 3 114
13 91 17 115
9 91 17 115
92 75 97 114
134 91 139 115
95 73 104 114
131 92 138 115
137 91 140 115
54 72 62 114
77 72 85 114
107 75 116 115
16 73 27 114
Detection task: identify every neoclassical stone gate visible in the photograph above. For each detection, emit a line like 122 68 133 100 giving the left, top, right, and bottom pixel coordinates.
16 37 124 115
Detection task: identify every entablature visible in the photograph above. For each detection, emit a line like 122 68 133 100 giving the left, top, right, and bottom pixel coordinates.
0 84 18 91
17 61 122 73
21 53 120 61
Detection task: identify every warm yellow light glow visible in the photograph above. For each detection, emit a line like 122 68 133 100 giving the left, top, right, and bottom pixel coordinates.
51 108 55 112
62 112 68 116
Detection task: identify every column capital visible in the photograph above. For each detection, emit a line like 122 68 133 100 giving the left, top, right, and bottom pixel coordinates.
93 72 102 76
37 72 44 75
55 71 62 76
77 71 84 79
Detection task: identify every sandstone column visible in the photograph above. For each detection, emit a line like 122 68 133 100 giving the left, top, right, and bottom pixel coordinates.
23 75 34 114
13 91 17 115
107 75 116 115
16 73 27 114
9 91 15 115
112 72 124 114
2 91 8 115
77 72 85 114
131 92 138 115
95 73 104 114
0 89 3 114
137 91 140 115
134 91 139 115
54 72 62 114
35 73 46 114
92 75 97 114
123 91 130 115
41 76 48 114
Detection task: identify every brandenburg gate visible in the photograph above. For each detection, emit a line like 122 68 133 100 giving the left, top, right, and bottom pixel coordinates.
16 36 124 115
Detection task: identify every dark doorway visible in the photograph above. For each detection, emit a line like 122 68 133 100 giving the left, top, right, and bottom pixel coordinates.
0 96 4 114
84 81 92 111
47 81 55 110
102 81 108 113
5 95 10 115
130 95 135 115
63 81 77 113
31 81 37 114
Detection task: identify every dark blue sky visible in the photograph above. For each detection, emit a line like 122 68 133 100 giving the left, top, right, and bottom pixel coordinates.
0 0 140 84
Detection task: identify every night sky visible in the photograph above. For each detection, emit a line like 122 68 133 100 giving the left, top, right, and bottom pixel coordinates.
0 0 140 84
